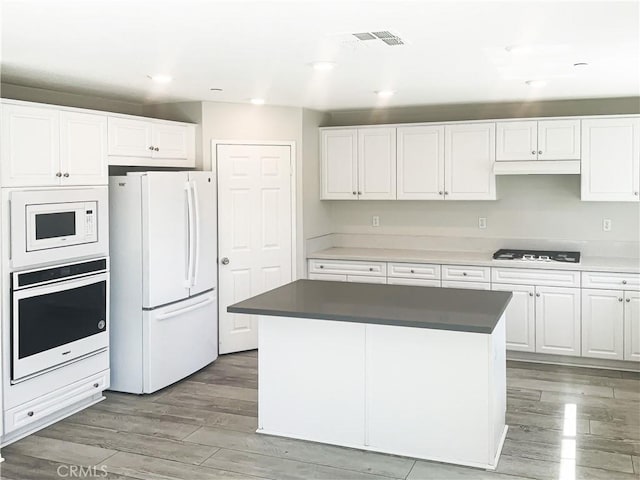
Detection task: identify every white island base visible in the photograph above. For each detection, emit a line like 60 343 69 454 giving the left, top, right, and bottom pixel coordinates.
258 315 507 470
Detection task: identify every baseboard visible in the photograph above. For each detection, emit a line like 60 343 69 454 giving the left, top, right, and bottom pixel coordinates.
507 351 640 372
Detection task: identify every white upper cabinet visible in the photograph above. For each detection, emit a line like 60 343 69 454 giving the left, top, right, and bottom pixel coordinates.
321 129 358 199
60 111 108 186
357 128 396 200
444 123 496 200
581 118 640 202
321 128 395 200
496 119 580 161
108 116 195 167
397 125 444 200
1 103 60 187
1 104 107 186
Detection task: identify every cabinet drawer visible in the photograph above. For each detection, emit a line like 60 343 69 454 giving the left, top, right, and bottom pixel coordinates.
308 273 347 282
582 271 640 291
388 262 441 280
442 280 491 290
442 265 490 282
492 267 580 287
4 370 108 434
387 277 441 287
308 259 386 277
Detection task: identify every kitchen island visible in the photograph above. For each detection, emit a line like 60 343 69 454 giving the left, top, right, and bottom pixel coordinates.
228 279 512 470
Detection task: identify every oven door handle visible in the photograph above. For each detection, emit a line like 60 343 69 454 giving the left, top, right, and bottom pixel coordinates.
155 295 214 321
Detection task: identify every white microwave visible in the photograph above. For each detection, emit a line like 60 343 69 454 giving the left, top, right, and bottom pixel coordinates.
10 188 109 268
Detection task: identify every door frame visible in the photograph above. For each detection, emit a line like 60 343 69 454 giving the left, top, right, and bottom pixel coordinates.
211 138 298 284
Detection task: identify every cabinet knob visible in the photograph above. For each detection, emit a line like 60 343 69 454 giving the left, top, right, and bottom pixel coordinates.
531 150 536 155
622 280 627 284
529 292 534 297
93 382 99 388
56 172 62 177
538 150 543 155
352 191 356 195
462 272 467 276
536 293 541 297
369 267 374 271
619 298 624 302
358 191 362 195
154 147 159 151
63 173 69 178
149 146 154 150
319 265 324 269
438 191 443 195
635 192 639 196
444 191 449 195
410 269 415 274
626 298 631 303
27 411 34 417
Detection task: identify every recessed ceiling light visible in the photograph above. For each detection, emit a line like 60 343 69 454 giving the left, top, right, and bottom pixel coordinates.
250 98 265 105
525 80 547 87
148 74 172 84
573 62 589 68
376 90 395 98
505 45 533 54
311 61 337 71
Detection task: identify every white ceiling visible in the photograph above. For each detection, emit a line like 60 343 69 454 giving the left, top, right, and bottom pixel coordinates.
1 0 638 111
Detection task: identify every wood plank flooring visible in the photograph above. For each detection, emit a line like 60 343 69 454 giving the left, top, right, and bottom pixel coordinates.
1 352 639 480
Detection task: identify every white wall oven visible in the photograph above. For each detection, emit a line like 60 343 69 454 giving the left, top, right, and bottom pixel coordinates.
10 187 108 268
11 258 109 382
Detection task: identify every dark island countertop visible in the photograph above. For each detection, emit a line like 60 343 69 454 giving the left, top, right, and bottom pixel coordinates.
228 279 512 334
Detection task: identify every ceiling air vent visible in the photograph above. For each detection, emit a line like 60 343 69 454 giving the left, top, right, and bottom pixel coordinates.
351 31 406 46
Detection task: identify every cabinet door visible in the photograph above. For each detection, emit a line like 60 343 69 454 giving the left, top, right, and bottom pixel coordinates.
537 119 580 160
1 104 60 186
624 291 640 362
535 286 581 356
60 112 108 186
357 128 396 200
496 121 537 161
321 129 358 199
492 284 535 352
444 123 496 200
581 289 624 360
397 125 444 199
581 118 640 201
152 123 189 159
107 117 153 157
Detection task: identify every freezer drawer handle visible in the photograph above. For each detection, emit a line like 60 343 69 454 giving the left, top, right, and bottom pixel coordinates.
156 296 215 321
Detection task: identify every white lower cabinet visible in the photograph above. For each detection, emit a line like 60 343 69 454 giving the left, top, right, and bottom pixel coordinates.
624 291 640 361
581 289 624 360
535 286 581 356
492 284 535 352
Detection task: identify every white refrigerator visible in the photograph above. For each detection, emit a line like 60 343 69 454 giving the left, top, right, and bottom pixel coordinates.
109 171 218 393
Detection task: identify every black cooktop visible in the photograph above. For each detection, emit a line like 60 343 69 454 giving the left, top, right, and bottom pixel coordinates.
493 249 581 263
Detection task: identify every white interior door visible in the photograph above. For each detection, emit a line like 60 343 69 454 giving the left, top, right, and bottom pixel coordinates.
217 144 293 354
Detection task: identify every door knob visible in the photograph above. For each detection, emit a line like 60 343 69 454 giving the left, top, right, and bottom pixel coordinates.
221 257 230 265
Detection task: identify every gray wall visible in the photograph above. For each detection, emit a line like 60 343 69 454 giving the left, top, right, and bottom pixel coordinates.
326 97 640 126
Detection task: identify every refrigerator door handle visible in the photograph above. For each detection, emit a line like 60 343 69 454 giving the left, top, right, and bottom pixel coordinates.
155 295 215 321
185 181 196 288
191 180 201 288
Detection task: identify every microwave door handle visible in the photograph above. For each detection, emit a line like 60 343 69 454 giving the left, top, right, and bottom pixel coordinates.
185 182 196 288
191 180 200 288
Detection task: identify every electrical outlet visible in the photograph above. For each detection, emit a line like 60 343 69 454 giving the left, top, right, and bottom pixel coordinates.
372 215 380 227
603 218 612 232
478 217 487 229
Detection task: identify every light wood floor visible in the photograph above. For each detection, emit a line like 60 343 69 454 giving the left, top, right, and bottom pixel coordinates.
1 351 639 480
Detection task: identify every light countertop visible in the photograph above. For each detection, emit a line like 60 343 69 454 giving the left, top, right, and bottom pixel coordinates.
308 247 640 274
